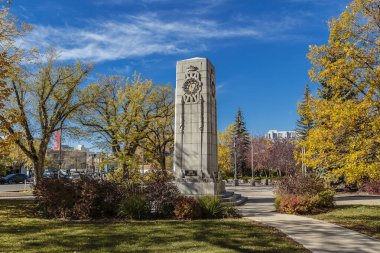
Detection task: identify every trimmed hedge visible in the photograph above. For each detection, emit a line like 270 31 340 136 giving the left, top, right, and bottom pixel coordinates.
34 175 240 220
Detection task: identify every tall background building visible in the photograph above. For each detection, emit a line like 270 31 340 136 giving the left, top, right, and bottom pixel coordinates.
266 130 297 140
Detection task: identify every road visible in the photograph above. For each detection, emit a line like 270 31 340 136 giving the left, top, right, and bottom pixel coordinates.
0 183 32 192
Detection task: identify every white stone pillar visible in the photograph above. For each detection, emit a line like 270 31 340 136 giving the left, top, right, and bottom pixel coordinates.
173 58 224 195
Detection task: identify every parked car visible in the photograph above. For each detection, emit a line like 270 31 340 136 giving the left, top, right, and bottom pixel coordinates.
68 172 81 180
0 173 28 184
43 170 58 178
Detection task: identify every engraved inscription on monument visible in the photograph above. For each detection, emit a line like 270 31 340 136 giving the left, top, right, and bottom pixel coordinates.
185 170 198 177
173 58 225 195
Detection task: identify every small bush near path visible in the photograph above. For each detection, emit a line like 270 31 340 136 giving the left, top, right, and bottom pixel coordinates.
364 179 380 195
199 196 225 218
174 196 241 220
309 205 380 240
0 199 309 253
274 174 335 214
174 196 202 220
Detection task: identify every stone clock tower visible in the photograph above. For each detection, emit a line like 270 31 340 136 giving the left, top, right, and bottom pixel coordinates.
173 58 224 195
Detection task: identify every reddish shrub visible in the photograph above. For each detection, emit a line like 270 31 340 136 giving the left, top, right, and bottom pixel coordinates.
34 178 80 219
174 196 201 220
34 177 125 219
144 177 180 218
73 177 125 219
274 174 326 196
274 174 335 214
364 179 380 195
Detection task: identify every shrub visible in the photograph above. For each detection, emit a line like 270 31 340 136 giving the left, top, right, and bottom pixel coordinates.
34 178 79 219
73 177 125 219
276 195 306 214
144 177 180 218
364 179 380 194
274 174 335 214
174 196 202 220
223 204 241 218
275 174 326 196
118 195 150 220
199 196 224 218
34 177 125 219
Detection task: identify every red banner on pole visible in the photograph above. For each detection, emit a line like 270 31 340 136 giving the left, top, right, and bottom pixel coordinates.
53 130 61 151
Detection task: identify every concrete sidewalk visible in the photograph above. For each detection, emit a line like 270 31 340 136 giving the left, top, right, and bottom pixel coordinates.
227 185 380 253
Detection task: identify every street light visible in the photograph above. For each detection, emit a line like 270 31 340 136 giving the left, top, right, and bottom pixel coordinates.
251 134 255 186
233 135 238 186
140 140 146 180
58 121 63 179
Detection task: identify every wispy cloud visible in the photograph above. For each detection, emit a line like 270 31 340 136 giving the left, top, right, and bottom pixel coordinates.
111 65 132 75
93 0 171 5
17 10 301 63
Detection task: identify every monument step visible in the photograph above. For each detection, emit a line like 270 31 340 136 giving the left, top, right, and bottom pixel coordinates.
221 192 248 206
221 191 234 198
221 193 242 202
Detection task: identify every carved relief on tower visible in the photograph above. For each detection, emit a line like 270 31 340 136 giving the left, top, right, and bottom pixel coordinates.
183 65 202 104
210 69 216 98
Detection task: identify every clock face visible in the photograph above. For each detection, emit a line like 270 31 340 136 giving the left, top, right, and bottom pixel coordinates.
183 78 200 95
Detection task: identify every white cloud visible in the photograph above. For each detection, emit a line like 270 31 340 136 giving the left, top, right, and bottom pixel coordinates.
17 12 299 63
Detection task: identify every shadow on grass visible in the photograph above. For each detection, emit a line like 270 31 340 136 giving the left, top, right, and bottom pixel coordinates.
311 205 380 240
0 200 308 253
335 195 380 201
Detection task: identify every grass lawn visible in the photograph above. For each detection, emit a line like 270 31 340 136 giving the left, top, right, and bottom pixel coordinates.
0 200 309 253
309 205 380 240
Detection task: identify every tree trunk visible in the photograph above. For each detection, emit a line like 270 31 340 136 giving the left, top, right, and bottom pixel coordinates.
122 162 129 180
160 155 166 175
33 160 44 185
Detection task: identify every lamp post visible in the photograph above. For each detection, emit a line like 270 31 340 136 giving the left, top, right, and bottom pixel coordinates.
251 135 255 186
233 135 238 186
58 121 63 179
140 140 146 180
92 154 96 173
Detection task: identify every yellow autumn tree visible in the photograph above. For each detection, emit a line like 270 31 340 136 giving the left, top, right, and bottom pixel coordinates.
0 2 30 145
78 74 174 180
299 0 380 184
218 124 235 179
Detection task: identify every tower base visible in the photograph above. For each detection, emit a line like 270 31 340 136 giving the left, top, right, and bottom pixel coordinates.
176 180 225 196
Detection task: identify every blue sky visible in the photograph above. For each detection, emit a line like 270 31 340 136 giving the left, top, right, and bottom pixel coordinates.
12 0 349 136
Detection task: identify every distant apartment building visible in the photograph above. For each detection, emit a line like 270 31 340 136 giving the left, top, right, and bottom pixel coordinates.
266 130 297 140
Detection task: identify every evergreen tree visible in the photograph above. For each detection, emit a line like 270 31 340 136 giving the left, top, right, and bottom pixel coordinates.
233 108 250 176
296 84 314 140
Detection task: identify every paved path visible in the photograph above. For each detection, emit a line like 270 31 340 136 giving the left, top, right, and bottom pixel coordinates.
227 185 380 253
